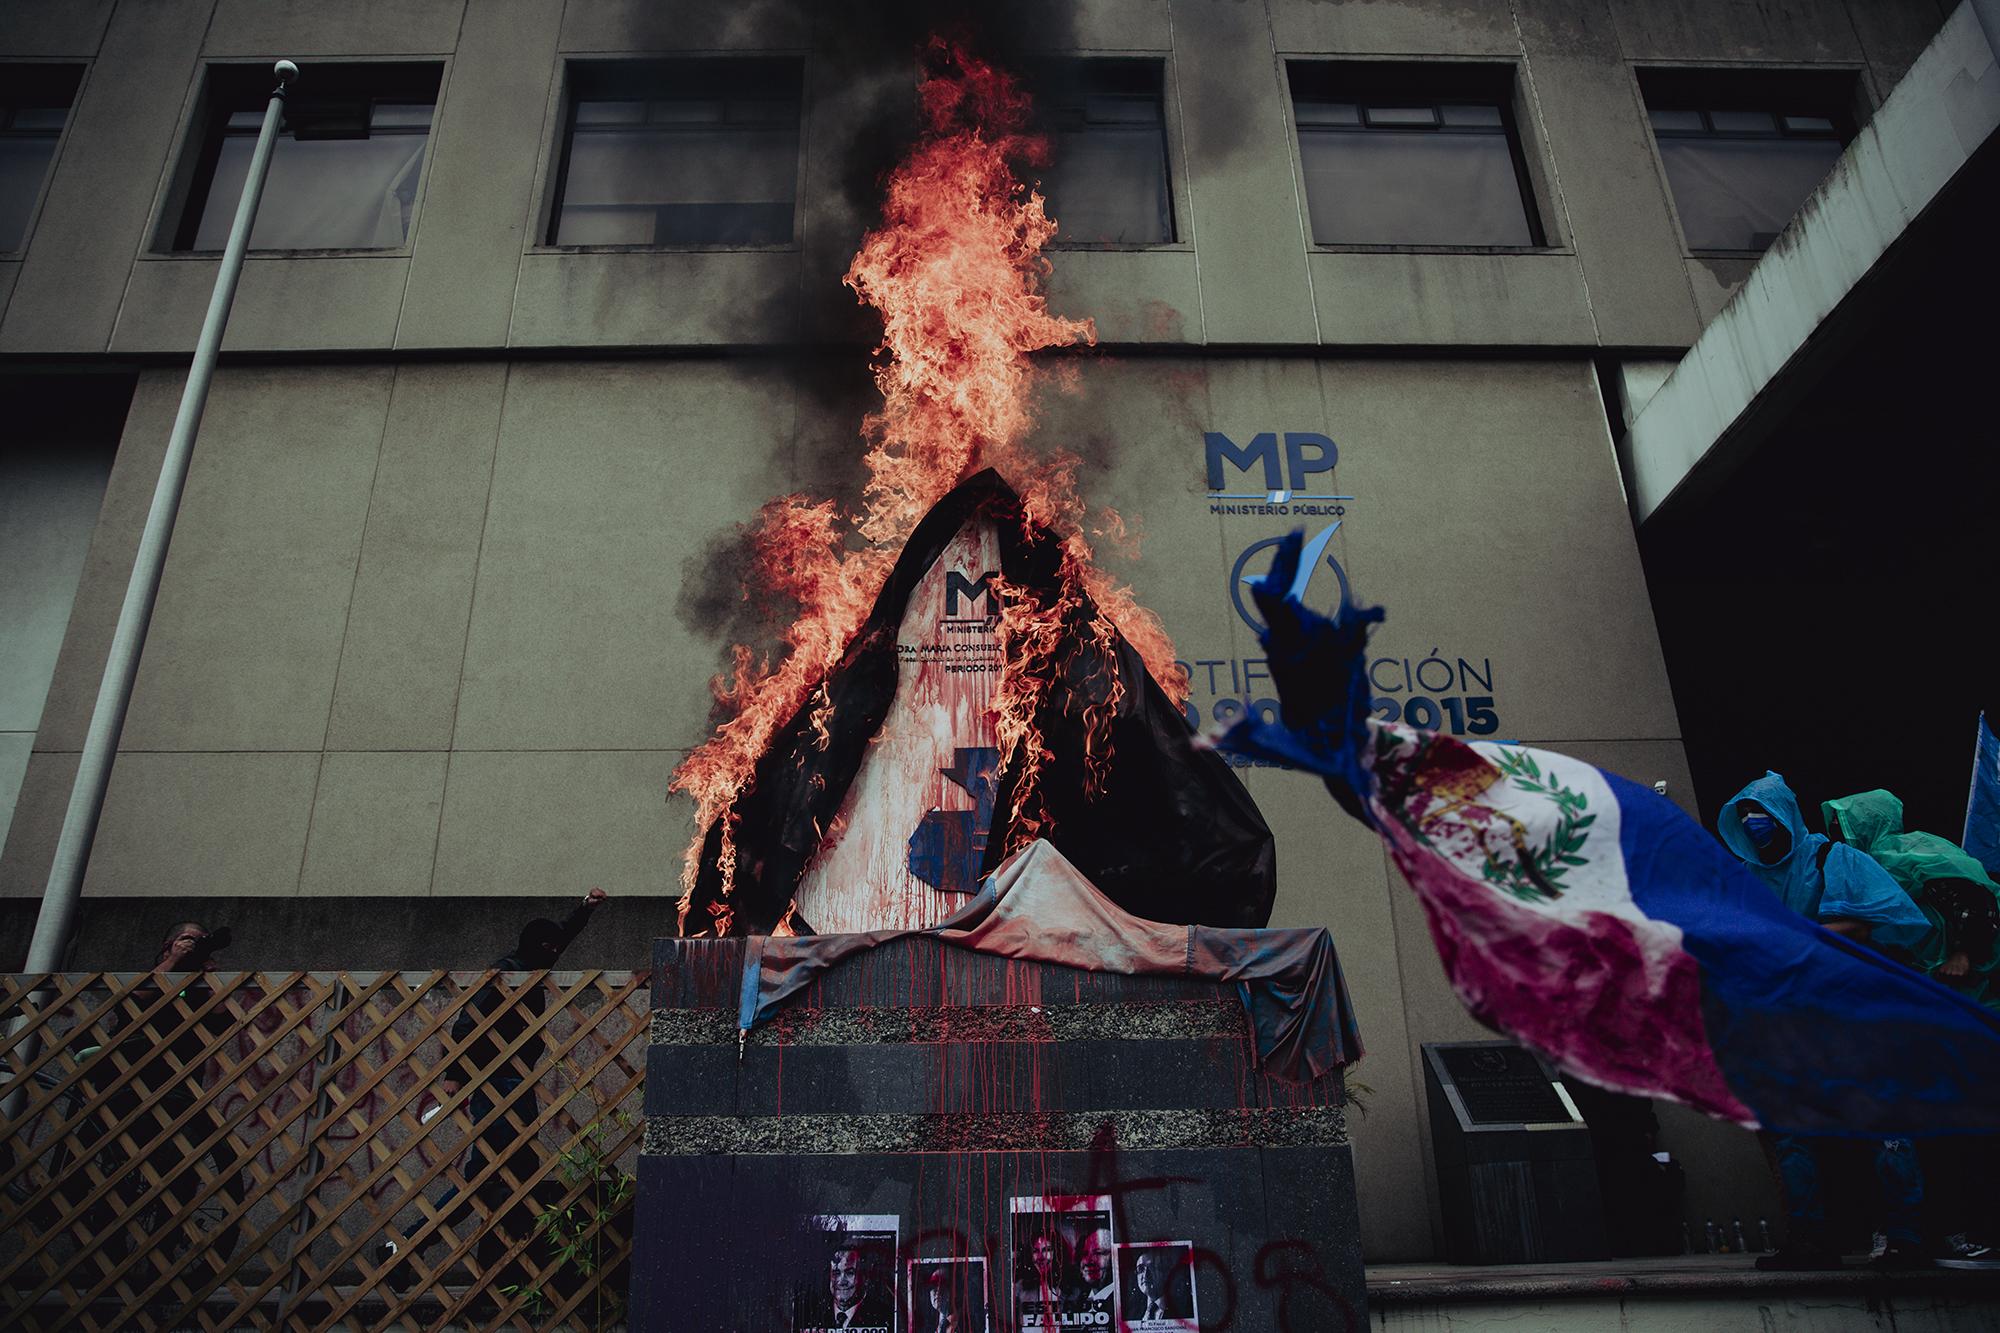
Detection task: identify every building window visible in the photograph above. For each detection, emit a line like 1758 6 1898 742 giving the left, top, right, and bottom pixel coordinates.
1 372 130 856
172 62 440 252
1038 59 1174 245
547 59 802 247
1 65 82 253
1288 63 1542 248
1640 71 1854 254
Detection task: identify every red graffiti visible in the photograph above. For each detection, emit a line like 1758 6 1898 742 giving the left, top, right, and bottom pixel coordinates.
1255 1239 1361 1333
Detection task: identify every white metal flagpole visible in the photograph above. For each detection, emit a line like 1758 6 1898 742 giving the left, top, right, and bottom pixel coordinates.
4 55 300 1115
2 62 299 1116
22 58 300 973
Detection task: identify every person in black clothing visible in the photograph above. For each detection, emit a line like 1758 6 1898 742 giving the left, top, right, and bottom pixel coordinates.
42 923 243 1295
118 922 229 1145
440 889 606 1205
376 890 606 1274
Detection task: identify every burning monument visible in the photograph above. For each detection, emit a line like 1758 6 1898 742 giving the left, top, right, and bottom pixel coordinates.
678 466 1278 939
633 42 1366 1331
666 40 1261 940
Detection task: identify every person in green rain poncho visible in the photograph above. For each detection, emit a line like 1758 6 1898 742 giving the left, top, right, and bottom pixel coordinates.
1824 789 2000 1001
1826 787 2000 1268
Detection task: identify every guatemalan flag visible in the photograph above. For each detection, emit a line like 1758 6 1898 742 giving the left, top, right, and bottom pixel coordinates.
1209 531 2000 1137
1967 712 2000 877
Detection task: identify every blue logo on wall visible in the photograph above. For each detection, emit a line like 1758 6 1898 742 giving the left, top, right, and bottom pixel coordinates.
1187 430 1504 748
1205 431 1349 508
907 746 999 894
1229 523 1351 633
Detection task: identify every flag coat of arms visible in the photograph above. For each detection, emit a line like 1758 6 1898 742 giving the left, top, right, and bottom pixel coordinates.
1212 531 2000 1136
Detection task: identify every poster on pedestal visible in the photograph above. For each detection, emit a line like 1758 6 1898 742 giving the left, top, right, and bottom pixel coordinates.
1116 1241 1198 1330
1008 1195 1115 1329
794 1214 898 1332
907 1256 990 1333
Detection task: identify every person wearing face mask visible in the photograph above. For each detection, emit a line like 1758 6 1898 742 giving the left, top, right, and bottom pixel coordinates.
1717 774 1934 1270
1718 773 1933 958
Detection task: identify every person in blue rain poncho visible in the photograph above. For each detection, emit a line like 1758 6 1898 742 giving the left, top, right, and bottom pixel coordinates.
1718 772 1935 958
1718 772 1936 1269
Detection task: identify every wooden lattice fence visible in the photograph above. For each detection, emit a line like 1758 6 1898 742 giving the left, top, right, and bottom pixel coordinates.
0 969 647 1331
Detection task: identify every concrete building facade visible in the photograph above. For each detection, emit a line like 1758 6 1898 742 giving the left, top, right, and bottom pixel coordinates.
0 0 1967 1263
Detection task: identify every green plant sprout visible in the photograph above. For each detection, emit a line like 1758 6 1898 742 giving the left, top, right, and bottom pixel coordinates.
510 1092 638 1327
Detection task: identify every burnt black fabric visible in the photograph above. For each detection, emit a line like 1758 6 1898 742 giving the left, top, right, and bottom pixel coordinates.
681 470 1276 936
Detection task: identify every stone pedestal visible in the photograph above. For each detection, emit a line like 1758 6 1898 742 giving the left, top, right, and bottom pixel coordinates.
631 936 1367 1331
1422 1041 1608 1266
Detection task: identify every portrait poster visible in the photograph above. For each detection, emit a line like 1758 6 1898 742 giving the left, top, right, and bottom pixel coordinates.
907 1256 990 1333
1007 1194 1116 1330
1116 1241 1198 1331
793 1213 898 1333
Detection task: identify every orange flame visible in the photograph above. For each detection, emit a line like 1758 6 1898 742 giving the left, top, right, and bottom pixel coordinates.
670 39 1187 932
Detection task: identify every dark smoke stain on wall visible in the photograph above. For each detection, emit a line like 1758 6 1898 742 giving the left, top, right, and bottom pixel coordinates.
673 352 875 728
811 0 1086 206
785 353 878 508
678 4 1091 699
639 1 1086 345
674 528 776 672
789 0 1088 341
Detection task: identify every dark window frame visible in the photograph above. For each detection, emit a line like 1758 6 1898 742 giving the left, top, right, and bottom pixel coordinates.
542 56 806 252
1637 66 1862 258
1286 60 1548 251
168 60 442 255
1034 56 1180 249
1 63 84 256
1646 107 1847 142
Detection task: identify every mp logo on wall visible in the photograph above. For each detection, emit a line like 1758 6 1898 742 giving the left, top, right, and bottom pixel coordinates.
1182 432 1507 756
